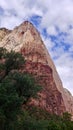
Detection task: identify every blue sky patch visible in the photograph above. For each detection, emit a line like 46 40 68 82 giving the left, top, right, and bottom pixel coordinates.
42 28 49 38
29 15 42 28
0 7 4 15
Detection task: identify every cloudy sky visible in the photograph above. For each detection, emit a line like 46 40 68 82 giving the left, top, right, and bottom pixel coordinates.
0 0 73 95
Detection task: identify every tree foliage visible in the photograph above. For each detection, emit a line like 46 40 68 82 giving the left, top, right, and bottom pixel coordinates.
0 47 42 130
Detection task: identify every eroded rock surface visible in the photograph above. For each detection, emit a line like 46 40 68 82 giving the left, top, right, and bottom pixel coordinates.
0 28 11 42
0 21 73 116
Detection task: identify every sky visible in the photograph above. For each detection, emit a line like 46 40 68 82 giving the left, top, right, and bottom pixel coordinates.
0 0 73 95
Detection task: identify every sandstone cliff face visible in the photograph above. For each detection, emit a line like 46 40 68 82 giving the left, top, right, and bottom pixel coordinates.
0 28 11 42
23 61 65 115
0 21 73 115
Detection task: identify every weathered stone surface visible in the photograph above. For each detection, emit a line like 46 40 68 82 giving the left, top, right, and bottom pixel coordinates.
0 21 73 116
0 28 11 42
22 61 65 115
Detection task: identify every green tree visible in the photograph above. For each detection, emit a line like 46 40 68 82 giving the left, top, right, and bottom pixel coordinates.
0 48 25 82
62 112 72 122
8 72 41 103
0 47 7 59
0 78 23 130
0 47 42 130
4 50 25 75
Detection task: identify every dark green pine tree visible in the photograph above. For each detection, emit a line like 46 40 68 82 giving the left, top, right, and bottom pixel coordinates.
0 47 42 130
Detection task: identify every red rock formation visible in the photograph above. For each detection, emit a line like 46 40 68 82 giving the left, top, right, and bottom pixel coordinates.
0 21 73 116
22 61 65 115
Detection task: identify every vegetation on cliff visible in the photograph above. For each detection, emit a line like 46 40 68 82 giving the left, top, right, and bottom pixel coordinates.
0 47 73 130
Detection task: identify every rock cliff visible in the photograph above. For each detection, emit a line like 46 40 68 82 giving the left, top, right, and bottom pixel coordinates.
0 21 73 116
0 28 11 42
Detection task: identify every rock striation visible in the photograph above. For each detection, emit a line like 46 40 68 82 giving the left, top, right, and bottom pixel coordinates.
0 21 73 116
0 28 11 42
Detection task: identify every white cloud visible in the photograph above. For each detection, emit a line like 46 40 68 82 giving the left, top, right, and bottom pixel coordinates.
55 53 73 94
41 34 55 50
47 26 58 36
40 0 73 41
0 0 43 29
0 0 73 95
0 15 22 29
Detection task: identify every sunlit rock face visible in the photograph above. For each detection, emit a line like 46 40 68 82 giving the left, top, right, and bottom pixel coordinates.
0 21 73 116
0 28 11 42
